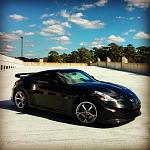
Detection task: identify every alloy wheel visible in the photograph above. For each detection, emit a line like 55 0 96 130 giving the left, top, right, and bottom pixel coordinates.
14 91 27 109
76 101 97 124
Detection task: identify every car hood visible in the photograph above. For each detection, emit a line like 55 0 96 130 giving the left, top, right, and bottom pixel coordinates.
72 81 138 100
73 81 128 93
72 81 140 109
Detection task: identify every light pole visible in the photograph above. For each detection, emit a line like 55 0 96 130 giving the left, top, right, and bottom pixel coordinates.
20 36 23 57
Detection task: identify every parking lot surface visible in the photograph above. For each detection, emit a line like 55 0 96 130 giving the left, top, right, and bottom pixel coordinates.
0 66 150 150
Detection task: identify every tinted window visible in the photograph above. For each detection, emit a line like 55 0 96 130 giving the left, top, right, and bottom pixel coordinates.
37 72 61 84
57 70 95 84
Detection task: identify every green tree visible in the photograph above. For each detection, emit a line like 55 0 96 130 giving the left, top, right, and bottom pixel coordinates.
70 51 80 62
107 43 123 62
46 44 150 64
47 51 60 62
77 47 92 63
60 53 72 63
123 44 136 63
89 50 94 62
93 47 108 62
136 46 150 63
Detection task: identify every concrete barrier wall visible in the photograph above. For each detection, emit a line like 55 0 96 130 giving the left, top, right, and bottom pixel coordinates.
96 62 106 67
24 62 87 66
1 53 149 75
122 63 149 74
0 54 23 71
92 61 149 75
0 54 87 71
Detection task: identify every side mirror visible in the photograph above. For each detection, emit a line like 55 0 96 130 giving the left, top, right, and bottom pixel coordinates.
91 75 95 79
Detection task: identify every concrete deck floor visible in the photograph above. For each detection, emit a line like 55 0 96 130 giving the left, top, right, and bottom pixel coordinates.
0 66 150 150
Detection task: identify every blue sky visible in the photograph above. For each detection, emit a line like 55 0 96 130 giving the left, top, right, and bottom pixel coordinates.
0 0 150 58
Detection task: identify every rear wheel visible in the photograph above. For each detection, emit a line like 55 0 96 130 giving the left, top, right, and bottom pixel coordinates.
75 101 98 124
14 90 28 109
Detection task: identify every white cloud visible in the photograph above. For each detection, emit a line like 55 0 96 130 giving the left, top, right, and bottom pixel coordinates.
61 10 70 18
41 25 65 35
40 13 49 19
49 13 55 17
25 53 36 57
0 51 8 54
43 19 59 25
126 6 135 11
107 35 125 43
49 46 68 51
0 44 16 55
91 38 104 47
39 31 53 37
61 22 71 28
42 19 71 28
115 16 125 19
91 41 103 47
137 16 141 19
29 24 37 28
77 4 95 11
95 0 108 7
24 41 35 48
128 29 136 32
25 51 36 57
40 13 55 19
40 19 71 37
9 14 27 22
3 45 16 52
125 0 150 11
0 30 34 42
60 10 104 29
116 16 140 21
133 32 150 39
123 32 129 36
0 32 18 41
12 30 34 36
76 0 108 11
80 38 104 48
80 42 88 47
128 17 134 20
123 29 136 36
51 36 71 45
31 44 35 48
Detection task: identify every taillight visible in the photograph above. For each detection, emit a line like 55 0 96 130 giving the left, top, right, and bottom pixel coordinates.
14 79 22 87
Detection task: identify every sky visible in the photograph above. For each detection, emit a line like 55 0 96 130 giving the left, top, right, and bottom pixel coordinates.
0 0 150 58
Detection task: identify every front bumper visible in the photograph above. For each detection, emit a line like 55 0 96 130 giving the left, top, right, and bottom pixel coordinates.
97 103 141 124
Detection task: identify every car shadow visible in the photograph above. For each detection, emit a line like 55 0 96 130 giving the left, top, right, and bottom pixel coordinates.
0 100 133 129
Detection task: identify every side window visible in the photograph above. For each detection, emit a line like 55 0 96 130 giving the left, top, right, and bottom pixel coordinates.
37 72 61 84
37 73 49 83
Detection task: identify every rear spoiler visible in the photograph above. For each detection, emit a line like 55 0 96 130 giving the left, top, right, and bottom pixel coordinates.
15 73 34 78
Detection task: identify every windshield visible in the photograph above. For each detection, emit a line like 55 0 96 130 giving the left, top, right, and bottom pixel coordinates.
57 70 96 85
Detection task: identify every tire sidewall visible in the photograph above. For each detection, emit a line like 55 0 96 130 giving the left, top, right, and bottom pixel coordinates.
14 89 28 110
74 99 98 124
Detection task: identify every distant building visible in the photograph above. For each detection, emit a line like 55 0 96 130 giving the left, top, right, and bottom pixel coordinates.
122 56 128 63
39 59 43 63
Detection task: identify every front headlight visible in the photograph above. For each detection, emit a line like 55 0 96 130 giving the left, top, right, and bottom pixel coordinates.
94 90 117 102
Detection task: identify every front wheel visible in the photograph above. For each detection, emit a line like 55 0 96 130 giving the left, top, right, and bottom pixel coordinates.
14 90 28 109
75 101 98 124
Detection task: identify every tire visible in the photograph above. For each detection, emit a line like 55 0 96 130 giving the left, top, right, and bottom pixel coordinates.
14 90 28 110
75 101 98 124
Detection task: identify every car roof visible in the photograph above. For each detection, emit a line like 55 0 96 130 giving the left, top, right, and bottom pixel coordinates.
37 69 83 74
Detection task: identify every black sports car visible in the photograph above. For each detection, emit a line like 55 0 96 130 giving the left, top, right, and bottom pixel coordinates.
11 69 141 125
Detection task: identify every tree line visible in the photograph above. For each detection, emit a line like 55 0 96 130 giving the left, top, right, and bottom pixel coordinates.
48 43 150 63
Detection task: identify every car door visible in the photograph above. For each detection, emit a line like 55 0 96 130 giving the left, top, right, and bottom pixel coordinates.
32 72 66 111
